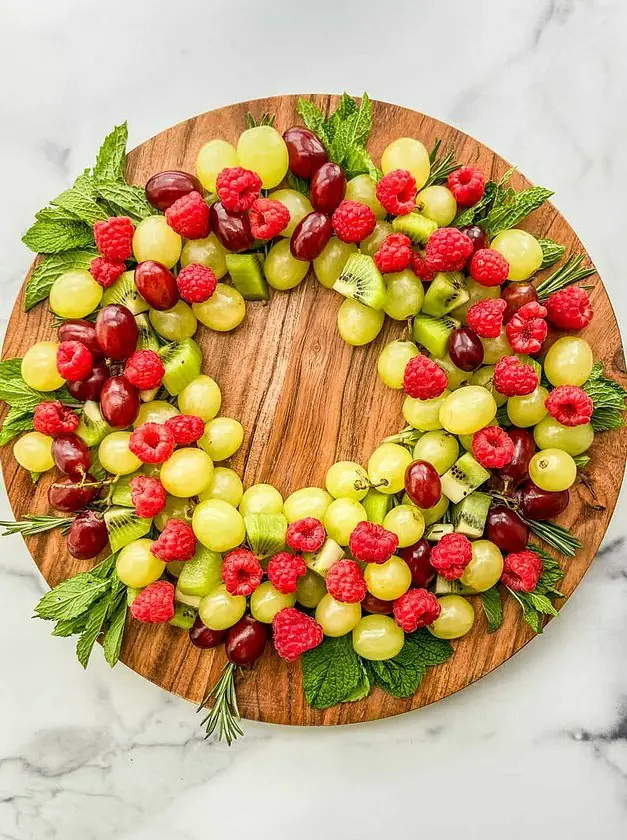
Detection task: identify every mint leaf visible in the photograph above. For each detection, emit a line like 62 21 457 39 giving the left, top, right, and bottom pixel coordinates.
405 628 453 666
344 145 381 181
36 206 81 223
573 454 590 469
369 641 426 697
0 361 63 412
483 186 553 237
52 172 108 225
76 595 110 668
34 573 111 621
0 406 34 447
296 98 329 145
344 661 371 702
25 249 98 310
479 587 504 633
538 238 565 269
583 363 627 431
52 613 89 637
531 546 565 596
94 180 153 221
287 172 310 197
103 597 128 667
301 634 363 709
93 122 128 182
22 219 94 254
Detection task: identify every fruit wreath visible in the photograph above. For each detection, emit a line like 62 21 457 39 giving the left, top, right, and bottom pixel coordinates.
1 93 625 744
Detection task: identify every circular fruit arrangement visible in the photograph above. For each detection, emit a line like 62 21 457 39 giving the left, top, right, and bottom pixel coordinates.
1 95 626 743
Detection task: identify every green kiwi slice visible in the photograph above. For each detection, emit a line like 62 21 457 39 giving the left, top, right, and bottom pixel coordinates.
245 513 288 561
226 253 269 301
333 254 387 310
104 506 152 552
451 491 491 538
159 338 203 395
391 213 438 245
102 270 149 315
412 313 460 358
75 400 112 447
421 272 469 317
177 547 223 598
441 453 490 504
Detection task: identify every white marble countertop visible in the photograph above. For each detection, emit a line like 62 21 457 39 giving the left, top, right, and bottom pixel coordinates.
1 0 627 837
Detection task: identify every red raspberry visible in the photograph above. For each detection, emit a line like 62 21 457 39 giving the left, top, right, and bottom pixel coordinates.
393 588 441 632
500 549 543 592
33 401 79 436
249 198 290 239
410 252 435 282
130 580 175 623
129 422 175 464
493 355 539 397
326 558 367 603
272 607 323 662
215 167 262 213
375 169 417 215
90 257 126 288
374 233 413 273
286 518 325 553
545 285 593 330
176 263 217 304
545 385 594 427
425 227 474 272
332 200 376 243
56 340 93 382
93 216 134 261
130 475 166 518
466 298 508 338
447 166 486 207
403 355 448 400
469 248 509 286
165 191 210 239
152 518 196 562
349 521 399 564
124 350 165 390
165 414 205 445
267 551 307 594
472 426 514 469
430 533 472 580
506 301 548 354
221 548 263 596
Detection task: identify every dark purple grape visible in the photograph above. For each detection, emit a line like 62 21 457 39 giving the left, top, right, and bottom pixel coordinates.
500 428 536 485
283 127 328 178
67 362 109 402
100 376 140 428
189 616 226 649
485 506 529 552
48 474 100 512
52 434 91 478
362 593 394 615
134 261 179 311
66 510 108 559
404 460 442 509
502 283 540 324
145 170 202 211
209 201 254 252
459 225 487 254
226 616 268 666
310 163 346 213
448 327 484 371
95 305 138 361
399 539 435 588
516 480 570 521
58 320 104 360
290 212 333 261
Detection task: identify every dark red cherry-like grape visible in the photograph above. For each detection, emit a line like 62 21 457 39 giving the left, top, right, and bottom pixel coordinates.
100 376 140 428
58 319 104 360
225 615 268 666
67 362 109 402
189 616 226 649
448 327 484 371
283 126 328 178
48 473 100 512
209 201 254 252
95 304 138 361
459 225 487 254
310 162 346 214
516 480 570 521
134 261 179 311
362 593 394 615
501 283 539 324
500 428 536 485
404 460 442 509
145 170 202 211
52 433 91 478
290 211 333 261
485 506 529 552
66 510 108 559
399 539 435 588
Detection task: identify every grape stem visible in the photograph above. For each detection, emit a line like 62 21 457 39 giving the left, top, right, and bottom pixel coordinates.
197 662 243 746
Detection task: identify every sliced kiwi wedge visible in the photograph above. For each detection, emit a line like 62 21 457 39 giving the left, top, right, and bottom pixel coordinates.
305 538 344 577
245 513 287 561
391 213 438 245
159 338 203 395
334 254 387 310
104 506 152 552
102 269 149 315
451 491 491 538
76 400 112 447
425 523 455 541
362 489 391 524
421 272 469 317
135 312 160 351
435 575 463 595
174 587 202 609
169 603 197 629
441 453 490 504
412 313 460 358
226 253 269 301
111 474 136 508
177 547 223 598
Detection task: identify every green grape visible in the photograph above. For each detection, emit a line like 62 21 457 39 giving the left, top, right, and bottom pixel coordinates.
360 220 394 257
177 375 222 421
264 239 309 290
250 581 296 623
199 466 243 507
268 189 313 237
403 390 450 431
154 494 195 531
196 138 237 192
99 432 142 475
21 342 65 391
181 233 228 279
116 539 165 587
413 493 449 525
296 569 327 609
193 498 245 552
199 584 246 631
315 594 362 637
543 336 593 386
412 430 459 474
283 487 333 523
384 270 424 320
383 504 425 547
364 555 412 600
470 365 507 407
435 353 469 390
367 443 413 495
161 448 214 497
345 174 387 219
237 125 289 189
381 137 430 189
133 216 182 268
325 460 369 501
428 595 475 639
439 386 497 435
460 540 503 592
149 300 198 341
193 283 246 331
481 330 512 364
13 432 54 472
352 614 405 661
490 229 543 281
324 498 367 545
239 483 284 516
314 238 357 289
377 340 419 389
337 298 385 346
49 270 103 319
134 400 179 428
534 416 594 455
167 561 185 579
507 386 548 428
198 417 244 461
451 278 500 322
529 448 577 491
417 185 457 226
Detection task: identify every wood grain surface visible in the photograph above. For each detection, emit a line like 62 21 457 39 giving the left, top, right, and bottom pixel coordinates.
2 95 626 726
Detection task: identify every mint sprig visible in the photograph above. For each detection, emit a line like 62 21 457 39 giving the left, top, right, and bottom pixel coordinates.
301 634 365 709
93 123 129 182
0 406 34 446
582 363 627 431
538 238 566 269
505 545 565 634
94 181 153 221
22 219 94 254
482 186 553 237
479 587 503 633
367 630 453 698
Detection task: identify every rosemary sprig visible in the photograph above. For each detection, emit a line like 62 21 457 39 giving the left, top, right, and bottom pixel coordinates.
425 139 460 187
523 517 580 557
0 514 74 537
535 254 595 300
245 112 276 129
198 662 243 745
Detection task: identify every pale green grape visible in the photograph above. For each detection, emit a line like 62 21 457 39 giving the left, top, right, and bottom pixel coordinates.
250 581 296 623
413 493 449 526
21 342 65 391
283 487 333 523
199 467 243 507
154 495 195 531
196 138 237 191
491 229 543 281
417 185 457 226
403 390 450 431
439 386 497 435
381 138 430 189
198 417 244 461
384 270 424 320
181 233 228 279
360 220 393 257
412 430 459 474
264 239 309 290
451 277 500 322
352 614 405 660
345 174 387 219
193 283 245 331
133 216 182 268
434 353 468 390
315 594 361 637
134 400 179 428
49 270 103 319
507 386 548 427
116 539 165 587
534 417 594 455
314 238 357 289
99 432 142 475
470 366 507 406
544 336 593 386
324 498 367 545
337 299 385 346
268 189 313 237
325 460 369 501
481 330 512 364
383 505 425 547
460 540 503 592
239 483 284 516
529 448 577 491
13 432 54 472
177 375 221 421
237 125 289 189
161 448 214 497
367 443 413 495
428 595 475 639
296 569 327 609
193 498 245 552
378 340 419 389
364 555 412 600
199 584 246 630
150 300 198 341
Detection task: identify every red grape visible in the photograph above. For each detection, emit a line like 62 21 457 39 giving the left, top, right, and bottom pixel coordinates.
67 362 109 402
66 510 108 559
48 473 100 512
404 460 442 509
52 433 91 478
448 327 484 371
58 320 103 360
95 304 138 361
399 539 435 588
134 261 179 311
516 480 570 520
310 163 346 214
100 376 140 428
502 283 539 324
459 225 487 254
209 201 254 252
290 212 333 261
225 615 268 665
485 505 529 552
283 127 328 178
362 593 394 615
500 428 536 485
145 170 202 211
189 616 226 649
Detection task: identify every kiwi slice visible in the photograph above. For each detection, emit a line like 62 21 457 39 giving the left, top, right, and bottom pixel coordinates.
226 253 269 301
169 603 197 629
135 312 160 351
451 491 491 538
177 547 223 598
159 338 203 395
391 213 438 245
245 513 287 561
425 523 455 541
435 575 463 595
102 269 149 315
441 453 490 504
422 272 469 317
333 254 387 310
305 538 344 577
104 506 152 552
362 489 391 524
76 400 112 447
412 313 460 358
174 587 202 608
111 474 136 508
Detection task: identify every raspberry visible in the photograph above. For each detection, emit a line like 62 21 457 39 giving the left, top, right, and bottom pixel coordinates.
286 518 325 553
130 580 175 623
493 355 539 397
430 533 472 580
165 414 205 445
221 548 263 596
506 301 548 354
267 551 307 594
375 169 417 215
272 607 323 662
215 167 262 213
545 285 593 330
472 426 514 469
332 200 376 243
56 340 93 382
165 191 210 239
152 518 196 562
129 422 175 464
424 227 474 272
393 588 441 632
466 298 508 338
326 559 367 603
469 248 509 286
93 216 134 261
130 475 166 518
374 233 413 273
249 198 290 239
349 521 399 564
447 166 486 207
410 252 435 282
33 401 79 436
124 350 165 390
545 385 594 427
90 257 126 288
403 355 448 400
500 549 543 592
176 263 217 304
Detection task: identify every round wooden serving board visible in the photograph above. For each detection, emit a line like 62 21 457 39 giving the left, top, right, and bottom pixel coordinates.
2 95 627 726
